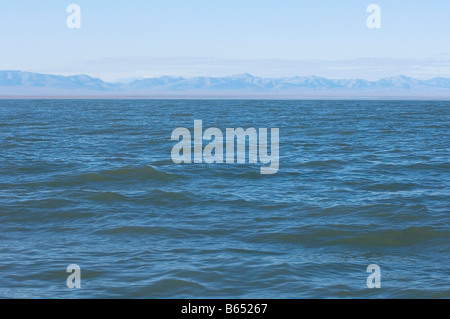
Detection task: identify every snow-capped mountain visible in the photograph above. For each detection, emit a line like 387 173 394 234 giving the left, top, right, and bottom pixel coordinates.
1 71 449 97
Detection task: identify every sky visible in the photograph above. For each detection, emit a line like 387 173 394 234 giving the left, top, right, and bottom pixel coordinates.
0 0 449 81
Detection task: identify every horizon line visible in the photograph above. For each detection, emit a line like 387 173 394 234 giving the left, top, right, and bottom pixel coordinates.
2 95 450 101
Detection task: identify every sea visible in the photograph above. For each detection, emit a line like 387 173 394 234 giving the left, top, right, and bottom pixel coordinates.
0 99 449 298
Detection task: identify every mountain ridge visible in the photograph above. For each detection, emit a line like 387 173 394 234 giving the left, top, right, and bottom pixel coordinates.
1 71 450 97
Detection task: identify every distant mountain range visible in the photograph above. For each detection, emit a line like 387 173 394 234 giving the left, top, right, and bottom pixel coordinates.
1 71 450 98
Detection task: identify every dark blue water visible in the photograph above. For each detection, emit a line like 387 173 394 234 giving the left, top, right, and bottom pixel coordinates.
0 99 449 298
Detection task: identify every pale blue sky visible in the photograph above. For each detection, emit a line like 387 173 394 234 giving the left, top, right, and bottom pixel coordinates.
0 0 449 80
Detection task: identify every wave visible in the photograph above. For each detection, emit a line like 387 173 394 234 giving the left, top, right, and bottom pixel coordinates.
246 225 450 248
47 165 182 186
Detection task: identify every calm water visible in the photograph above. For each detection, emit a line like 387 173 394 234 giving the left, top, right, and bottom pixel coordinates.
0 99 449 299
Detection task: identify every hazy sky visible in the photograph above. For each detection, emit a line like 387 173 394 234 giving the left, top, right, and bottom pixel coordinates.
0 0 449 80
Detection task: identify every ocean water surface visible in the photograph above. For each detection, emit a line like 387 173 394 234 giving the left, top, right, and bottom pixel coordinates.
0 99 449 298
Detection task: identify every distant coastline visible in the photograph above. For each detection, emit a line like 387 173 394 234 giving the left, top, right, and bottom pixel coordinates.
0 71 449 99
